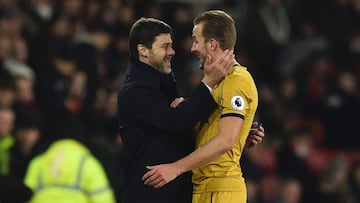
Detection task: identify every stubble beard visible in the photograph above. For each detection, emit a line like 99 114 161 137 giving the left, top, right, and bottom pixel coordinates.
154 60 172 74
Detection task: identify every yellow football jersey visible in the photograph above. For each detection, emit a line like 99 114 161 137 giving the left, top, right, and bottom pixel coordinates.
192 64 258 193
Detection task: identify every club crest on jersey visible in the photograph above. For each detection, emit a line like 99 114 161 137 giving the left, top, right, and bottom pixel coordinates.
231 95 245 110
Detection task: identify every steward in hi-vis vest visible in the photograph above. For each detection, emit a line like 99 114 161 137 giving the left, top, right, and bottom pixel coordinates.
24 139 116 203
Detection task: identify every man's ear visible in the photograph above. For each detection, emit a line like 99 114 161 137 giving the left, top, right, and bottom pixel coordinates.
209 38 217 51
137 44 148 57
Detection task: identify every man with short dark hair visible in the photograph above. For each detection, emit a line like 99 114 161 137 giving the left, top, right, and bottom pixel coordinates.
142 10 261 203
118 17 235 203
118 17 263 203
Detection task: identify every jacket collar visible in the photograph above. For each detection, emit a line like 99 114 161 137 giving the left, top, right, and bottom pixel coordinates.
126 57 162 81
126 57 178 101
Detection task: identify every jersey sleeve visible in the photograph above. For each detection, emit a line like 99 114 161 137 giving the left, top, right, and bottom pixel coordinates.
220 74 253 119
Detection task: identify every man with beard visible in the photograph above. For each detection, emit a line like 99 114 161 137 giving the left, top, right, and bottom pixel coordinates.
118 17 263 203
143 10 260 203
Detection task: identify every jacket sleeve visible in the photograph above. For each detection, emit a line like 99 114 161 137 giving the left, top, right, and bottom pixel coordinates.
119 82 217 133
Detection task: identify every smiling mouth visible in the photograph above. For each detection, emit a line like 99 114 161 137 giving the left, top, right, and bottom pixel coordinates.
164 57 172 64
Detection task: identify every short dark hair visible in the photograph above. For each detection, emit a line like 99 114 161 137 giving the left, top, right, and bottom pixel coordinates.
129 17 172 60
193 10 236 50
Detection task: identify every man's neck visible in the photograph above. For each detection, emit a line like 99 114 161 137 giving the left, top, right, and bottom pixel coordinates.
213 50 238 66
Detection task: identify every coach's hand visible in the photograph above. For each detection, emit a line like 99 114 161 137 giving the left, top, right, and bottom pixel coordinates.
202 49 234 88
246 122 265 148
170 97 185 108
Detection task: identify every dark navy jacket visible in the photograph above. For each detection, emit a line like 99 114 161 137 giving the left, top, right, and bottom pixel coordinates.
117 58 217 203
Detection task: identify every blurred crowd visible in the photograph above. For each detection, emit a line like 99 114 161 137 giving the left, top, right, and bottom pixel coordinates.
0 0 359 202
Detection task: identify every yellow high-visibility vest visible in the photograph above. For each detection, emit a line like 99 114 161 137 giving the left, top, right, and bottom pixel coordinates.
24 139 116 203
0 135 14 175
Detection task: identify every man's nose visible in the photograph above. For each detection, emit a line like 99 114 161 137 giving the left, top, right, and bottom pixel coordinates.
190 45 196 52
168 47 175 55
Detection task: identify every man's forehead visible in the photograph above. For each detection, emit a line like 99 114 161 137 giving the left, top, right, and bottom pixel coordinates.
154 33 172 45
192 24 203 38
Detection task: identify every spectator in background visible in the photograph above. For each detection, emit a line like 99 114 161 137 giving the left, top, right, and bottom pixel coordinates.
10 115 45 181
73 26 111 127
3 57 42 123
39 15 74 77
24 119 116 203
105 32 129 83
60 0 84 22
317 156 350 203
348 160 360 203
0 107 15 175
0 174 33 203
318 0 355 65
166 2 199 96
35 44 83 138
242 0 291 84
0 32 18 108
100 0 126 34
0 78 16 108
276 127 319 203
246 178 263 203
0 8 24 46
88 86 126 203
323 71 360 149
275 178 302 203
103 1 136 85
